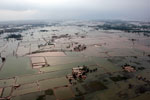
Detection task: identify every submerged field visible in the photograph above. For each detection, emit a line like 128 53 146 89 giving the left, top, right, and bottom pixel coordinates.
0 20 150 100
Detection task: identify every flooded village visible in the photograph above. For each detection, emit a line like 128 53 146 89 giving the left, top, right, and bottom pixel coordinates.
0 20 150 100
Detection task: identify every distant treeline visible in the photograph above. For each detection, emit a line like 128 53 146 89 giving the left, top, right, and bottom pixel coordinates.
0 23 48 34
89 23 150 34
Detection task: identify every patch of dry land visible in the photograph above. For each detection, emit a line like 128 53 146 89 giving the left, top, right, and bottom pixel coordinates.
28 52 66 57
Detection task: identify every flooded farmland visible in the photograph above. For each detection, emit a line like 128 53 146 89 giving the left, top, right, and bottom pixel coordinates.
0 20 150 100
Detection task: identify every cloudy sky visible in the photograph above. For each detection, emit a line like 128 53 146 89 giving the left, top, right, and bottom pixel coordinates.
0 0 149 21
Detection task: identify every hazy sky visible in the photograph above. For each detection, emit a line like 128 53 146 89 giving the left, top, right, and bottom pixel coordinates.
0 0 149 21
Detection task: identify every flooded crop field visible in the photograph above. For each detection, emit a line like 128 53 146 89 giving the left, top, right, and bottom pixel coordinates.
0 20 150 100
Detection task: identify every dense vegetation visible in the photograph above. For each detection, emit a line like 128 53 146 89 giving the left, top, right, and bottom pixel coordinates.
5 34 23 40
110 75 128 82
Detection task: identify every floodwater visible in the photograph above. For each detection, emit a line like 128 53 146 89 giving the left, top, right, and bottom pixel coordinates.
0 20 150 100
